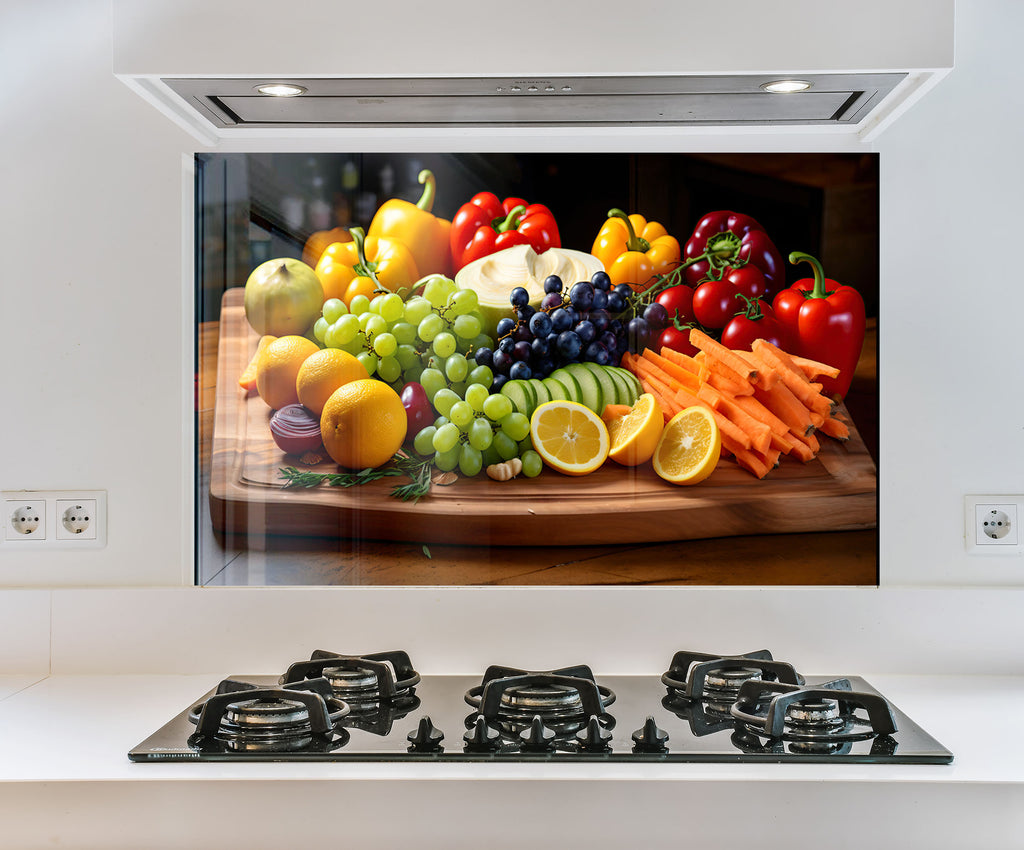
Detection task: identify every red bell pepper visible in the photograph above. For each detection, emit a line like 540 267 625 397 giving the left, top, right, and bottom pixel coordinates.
450 192 560 272
772 252 866 401
681 211 785 301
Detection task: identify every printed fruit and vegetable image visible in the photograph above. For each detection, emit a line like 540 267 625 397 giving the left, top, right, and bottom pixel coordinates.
229 165 872 545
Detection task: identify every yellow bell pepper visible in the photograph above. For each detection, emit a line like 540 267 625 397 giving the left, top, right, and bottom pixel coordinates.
592 209 681 293
314 227 419 307
367 169 453 277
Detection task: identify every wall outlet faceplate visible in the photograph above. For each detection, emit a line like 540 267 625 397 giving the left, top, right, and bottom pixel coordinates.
2 490 106 548
964 495 1023 556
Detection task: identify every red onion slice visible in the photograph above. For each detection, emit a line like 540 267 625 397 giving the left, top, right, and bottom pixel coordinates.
270 404 324 455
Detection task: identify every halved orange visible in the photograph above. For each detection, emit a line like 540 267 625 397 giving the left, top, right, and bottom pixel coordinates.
652 406 721 485
529 401 610 476
606 393 664 467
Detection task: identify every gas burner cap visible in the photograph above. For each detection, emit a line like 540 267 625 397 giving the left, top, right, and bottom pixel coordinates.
785 698 844 733
465 665 615 730
500 682 584 715
224 697 310 729
703 666 764 694
281 650 421 703
661 650 804 703
188 678 351 751
731 678 898 743
323 665 380 694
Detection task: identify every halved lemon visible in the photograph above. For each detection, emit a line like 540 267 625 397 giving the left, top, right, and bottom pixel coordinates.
606 393 664 467
529 400 610 476
652 406 722 485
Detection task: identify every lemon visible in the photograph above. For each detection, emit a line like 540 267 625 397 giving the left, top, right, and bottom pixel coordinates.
529 400 610 476
320 379 407 470
244 258 324 337
606 393 664 467
652 406 722 485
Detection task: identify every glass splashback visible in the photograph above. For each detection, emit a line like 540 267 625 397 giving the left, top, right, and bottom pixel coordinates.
195 152 877 586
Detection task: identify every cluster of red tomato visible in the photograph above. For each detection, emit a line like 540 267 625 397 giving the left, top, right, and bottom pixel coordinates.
647 211 865 400
650 210 788 357
654 261 791 354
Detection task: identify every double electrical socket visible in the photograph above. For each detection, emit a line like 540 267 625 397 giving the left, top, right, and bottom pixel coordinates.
964 495 1023 556
2 490 107 548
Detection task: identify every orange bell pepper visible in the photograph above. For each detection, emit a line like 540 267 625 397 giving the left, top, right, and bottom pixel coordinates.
314 227 419 307
302 226 351 268
367 169 452 277
592 209 681 293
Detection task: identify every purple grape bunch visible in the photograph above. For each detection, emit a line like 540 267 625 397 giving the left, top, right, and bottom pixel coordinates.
483 271 630 385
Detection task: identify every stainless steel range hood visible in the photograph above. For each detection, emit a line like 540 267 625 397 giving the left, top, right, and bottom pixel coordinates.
162 74 907 130
113 0 953 144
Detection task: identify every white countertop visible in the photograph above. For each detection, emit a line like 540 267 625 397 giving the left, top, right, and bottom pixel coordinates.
0 675 46 702
1 672 1022 848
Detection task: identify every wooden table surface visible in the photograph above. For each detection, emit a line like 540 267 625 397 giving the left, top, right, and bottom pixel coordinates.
196 315 878 587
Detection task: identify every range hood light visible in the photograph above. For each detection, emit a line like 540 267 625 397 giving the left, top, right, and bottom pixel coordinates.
760 79 813 93
255 83 307 97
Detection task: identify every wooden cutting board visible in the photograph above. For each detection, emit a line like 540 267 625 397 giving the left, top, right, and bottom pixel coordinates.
210 288 877 546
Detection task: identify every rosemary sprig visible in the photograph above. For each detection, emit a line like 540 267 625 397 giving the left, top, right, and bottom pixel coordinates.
390 457 434 502
279 454 435 503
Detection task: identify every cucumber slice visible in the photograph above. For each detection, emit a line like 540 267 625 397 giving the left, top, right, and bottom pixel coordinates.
501 379 535 417
581 363 620 412
604 367 631 406
530 379 552 410
609 366 641 404
561 363 604 414
541 377 570 402
548 369 583 405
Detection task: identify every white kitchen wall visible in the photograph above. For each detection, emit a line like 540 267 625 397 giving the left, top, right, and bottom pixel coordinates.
1 0 1021 592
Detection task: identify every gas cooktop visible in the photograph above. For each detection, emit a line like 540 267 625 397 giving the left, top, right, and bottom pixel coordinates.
128 649 953 764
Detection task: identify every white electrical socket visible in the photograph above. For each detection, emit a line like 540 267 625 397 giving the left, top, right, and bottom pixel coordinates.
964 495 1023 556
1 490 106 548
56 499 98 540
4 499 46 541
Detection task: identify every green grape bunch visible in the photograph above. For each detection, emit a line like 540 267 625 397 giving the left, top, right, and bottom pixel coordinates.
312 275 543 482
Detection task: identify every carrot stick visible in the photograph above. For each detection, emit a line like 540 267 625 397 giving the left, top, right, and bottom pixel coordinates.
626 356 686 416
628 352 680 390
750 339 833 416
692 350 711 382
754 382 815 436
601 403 633 422
697 384 772 454
734 349 779 390
790 353 841 381
819 414 851 441
702 350 755 391
641 348 700 392
658 347 703 376
239 334 276 395
770 430 798 455
732 394 790 437
751 338 810 383
724 441 772 479
690 328 759 381
791 429 821 455
706 369 754 397
639 375 682 419
638 381 674 423
785 436 817 463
